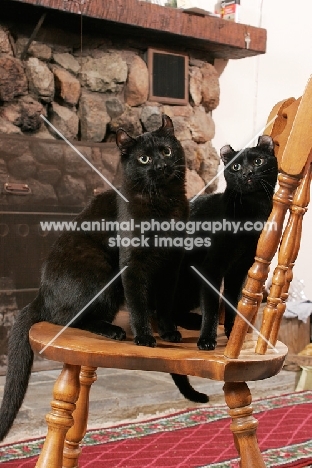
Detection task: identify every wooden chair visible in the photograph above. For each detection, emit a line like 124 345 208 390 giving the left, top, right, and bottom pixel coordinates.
29 75 312 468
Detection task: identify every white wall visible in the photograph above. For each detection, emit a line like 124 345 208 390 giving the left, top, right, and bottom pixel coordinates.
211 0 312 300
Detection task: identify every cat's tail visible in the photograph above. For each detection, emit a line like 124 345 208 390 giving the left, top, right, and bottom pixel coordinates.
0 301 40 441
171 374 209 403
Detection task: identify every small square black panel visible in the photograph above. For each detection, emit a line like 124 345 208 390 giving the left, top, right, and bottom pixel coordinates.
153 53 185 99
148 49 188 105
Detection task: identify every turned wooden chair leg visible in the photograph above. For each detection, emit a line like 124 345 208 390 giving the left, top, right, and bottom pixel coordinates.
62 366 97 468
36 364 81 468
223 382 265 468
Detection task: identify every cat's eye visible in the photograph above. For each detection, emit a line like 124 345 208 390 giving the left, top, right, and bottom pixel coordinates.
138 155 152 165
231 163 241 171
162 147 172 157
254 158 264 166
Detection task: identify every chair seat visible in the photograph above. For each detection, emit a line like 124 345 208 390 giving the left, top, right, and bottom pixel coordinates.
29 311 287 383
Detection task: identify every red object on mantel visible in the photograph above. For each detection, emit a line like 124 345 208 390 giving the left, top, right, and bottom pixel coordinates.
220 0 241 22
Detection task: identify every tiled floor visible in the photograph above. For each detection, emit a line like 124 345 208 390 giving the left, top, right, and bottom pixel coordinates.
0 365 300 446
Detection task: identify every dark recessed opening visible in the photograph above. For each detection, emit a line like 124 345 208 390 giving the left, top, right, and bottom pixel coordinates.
148 48 189 105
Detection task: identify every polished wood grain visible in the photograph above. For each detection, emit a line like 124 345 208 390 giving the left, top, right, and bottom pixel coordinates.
9 0 266 59
29 313 287 383
225 171 300 359
62 367 97 468
224 382 266 468
266 165 311 350
35 364 80 468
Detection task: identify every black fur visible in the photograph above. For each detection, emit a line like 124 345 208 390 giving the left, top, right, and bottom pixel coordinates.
0 115 196 441
171 374 209 403
176 135 278 348
116 114 189 346
171 135 277 398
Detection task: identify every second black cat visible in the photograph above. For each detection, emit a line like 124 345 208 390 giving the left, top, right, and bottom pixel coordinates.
174 135 278 349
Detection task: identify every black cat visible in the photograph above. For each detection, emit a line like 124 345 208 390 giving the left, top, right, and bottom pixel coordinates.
174 135 278 350
0 115 197 442
116 115 189 347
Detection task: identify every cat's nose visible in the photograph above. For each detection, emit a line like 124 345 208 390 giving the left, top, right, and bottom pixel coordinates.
243 169 253 178
154 160 167 170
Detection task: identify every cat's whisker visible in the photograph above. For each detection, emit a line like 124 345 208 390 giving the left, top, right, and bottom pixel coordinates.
259 180 275 201
262 181 276 191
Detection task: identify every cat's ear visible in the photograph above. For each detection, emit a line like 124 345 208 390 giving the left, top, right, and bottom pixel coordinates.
220 145 235 164
116 129 136 153
161 114 174 135
257 135 275 154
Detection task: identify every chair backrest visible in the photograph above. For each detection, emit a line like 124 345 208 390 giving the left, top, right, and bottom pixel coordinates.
224 75 312 359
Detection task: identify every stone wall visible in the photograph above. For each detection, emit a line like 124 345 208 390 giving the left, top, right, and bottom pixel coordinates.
0 21 221 199
0 134 120 208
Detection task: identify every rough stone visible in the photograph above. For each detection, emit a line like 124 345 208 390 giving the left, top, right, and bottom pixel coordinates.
37 165 62 185
171 116 192 141
189 57 205 68
32 125 56 139
0 278 18 363
16 38 52 61
189 63 220 111
79 53 127 93
25 58 54 103
0 158 8 194
78 92 110 142
90 145 120 184
189 66 203 106
201 63 220 112
0 26 13 55
7 152 37 179
28 42 52 61
162 105 193 119
125 55 148 106
53 52 80 74
185 168 205 199
190 107 215 143
28 178 58 204
0 96 44 132
181 139 200 171
55 175 86 206
140 106 161 132
0 138 29 160
0 117 22 135
110 106 142 136
0 158 7 175
53 67 81 106
18 96 44 132
0 103 20 127
31 141 64 165
197 141 220 192
105 98 124 119
63 145 92 177
49 102 79 140
0 57 28 102
86 144 120 191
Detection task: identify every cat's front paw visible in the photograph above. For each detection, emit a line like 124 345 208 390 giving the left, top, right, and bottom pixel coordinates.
160 330 182 343
197 337 216 350
135 334 157 347
105 325 126 341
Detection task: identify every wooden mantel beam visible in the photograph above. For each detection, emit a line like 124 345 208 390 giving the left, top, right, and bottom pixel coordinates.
9 0 266 59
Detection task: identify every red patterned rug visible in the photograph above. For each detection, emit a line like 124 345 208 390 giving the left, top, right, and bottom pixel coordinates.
1 391 312 467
